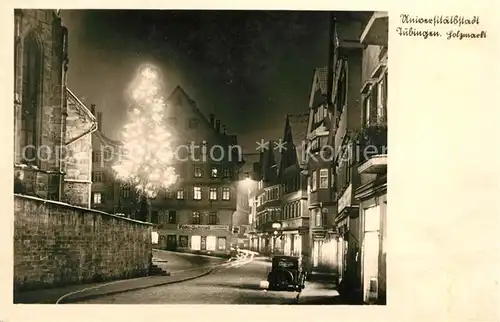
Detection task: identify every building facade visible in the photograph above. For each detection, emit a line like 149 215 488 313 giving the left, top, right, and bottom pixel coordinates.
354 11 388 305
278 114 310 257
153 86 243 255
89 106 138 215
305 67 337 272
252 141 281 255
13 9 96 208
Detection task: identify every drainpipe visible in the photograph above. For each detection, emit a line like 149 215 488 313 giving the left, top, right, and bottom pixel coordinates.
58 24 69 201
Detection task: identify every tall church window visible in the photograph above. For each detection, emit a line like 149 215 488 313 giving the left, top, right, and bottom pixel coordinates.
21 33 42 164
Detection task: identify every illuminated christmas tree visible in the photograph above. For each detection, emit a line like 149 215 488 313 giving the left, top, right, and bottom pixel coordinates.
113 65 178 222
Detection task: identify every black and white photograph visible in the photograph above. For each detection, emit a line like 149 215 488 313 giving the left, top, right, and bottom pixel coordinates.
13 9 388 305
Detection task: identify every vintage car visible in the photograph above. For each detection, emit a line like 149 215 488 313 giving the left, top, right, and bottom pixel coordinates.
266 255 306 291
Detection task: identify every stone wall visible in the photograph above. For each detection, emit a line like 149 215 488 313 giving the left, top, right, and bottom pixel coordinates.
13 194 153 292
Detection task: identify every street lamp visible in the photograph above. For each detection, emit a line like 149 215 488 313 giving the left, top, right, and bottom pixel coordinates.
271 221 283 255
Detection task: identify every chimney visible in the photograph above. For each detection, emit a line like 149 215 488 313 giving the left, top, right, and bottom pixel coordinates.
97 112 102 132
90 104 96 115
209 114 215 127
222 125 227 135
215 120 220 133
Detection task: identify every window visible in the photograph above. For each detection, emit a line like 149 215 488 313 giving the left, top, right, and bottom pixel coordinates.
164 190 174 199
193 186 202 200
364 94 371 126
211 167 218 178
222 187 230 200
209 187 218 200
313 105 326 124
103 150 111 161
177 188 184 200
93 192 102 204
191 212 201 224
311 170 317 191
191 235 201 250
179 235 188 248
208 212 218 225
206 236 217 251
21 33 42 164
223 168 230 178
151 211 159 224
92 171 103 183
315 209 322 227
217 237 227 250
319 169 329 189
167 210 177 224
121 185 130 198
92 151 101 164
331 168 335 187
377 72 388 122
188 118 199 129
193 165 203 178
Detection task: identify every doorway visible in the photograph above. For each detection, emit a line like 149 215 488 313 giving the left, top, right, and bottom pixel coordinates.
362 205 381 303
166 235 177 251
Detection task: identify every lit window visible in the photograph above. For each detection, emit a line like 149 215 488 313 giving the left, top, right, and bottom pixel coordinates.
176 188 184 200
206 236 217 251
209 187 218 200
211 167 218 178
311 170 317 191
193 186 202 200
217 237 226 250
191 212 201 224
191 235 201 250
319 169 329 189
315 209 322 227
222 187 230 200
93 192 102 204
364 94 372 126
193 166 203 178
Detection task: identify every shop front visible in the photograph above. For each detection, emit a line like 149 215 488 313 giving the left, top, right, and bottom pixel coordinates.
359 193 387 304
157 224 232 255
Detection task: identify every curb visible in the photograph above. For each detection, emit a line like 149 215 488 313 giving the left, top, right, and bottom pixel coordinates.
57 267 215 304
153 249 230 260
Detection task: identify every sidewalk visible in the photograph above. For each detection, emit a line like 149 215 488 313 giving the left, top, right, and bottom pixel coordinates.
15 255 228 304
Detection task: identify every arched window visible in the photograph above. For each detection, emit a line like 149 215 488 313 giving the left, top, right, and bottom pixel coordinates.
21 33 42 164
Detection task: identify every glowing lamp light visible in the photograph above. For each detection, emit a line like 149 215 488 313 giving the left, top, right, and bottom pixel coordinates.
140 66 158 80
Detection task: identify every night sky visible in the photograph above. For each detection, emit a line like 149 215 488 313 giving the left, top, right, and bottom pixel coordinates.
61 10 331 152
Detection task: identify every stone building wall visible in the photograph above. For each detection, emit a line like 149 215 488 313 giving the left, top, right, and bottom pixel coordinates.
13 195 153 292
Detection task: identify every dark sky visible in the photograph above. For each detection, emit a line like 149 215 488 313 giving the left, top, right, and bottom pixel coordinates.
61 10 330 152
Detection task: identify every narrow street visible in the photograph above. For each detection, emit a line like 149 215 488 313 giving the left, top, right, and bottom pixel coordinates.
76 258 299 304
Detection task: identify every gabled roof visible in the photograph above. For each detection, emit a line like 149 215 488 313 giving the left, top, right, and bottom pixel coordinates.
66 88 96 123
65 88 97 145
308 67 333 108
279 113 309 175
166 86 215 134
258 140 280 183
287 113 309 147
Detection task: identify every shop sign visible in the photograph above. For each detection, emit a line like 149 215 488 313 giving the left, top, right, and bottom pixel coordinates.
179 224 229 231
337 184 352 213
